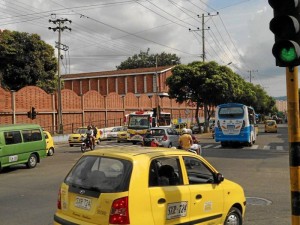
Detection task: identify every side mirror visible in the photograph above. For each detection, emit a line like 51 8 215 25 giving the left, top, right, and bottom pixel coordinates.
215 173 224 184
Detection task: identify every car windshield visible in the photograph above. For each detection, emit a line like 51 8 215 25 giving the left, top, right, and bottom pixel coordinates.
65 156 132 193
152 129 166 136
76 128 87 134
267 121 275 126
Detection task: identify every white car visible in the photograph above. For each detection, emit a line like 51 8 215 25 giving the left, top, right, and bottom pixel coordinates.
106 126 124 140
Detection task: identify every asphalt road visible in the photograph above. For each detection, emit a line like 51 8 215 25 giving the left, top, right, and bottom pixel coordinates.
0 124 291 225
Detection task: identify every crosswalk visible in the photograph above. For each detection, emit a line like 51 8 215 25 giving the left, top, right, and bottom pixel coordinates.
96 142 288 151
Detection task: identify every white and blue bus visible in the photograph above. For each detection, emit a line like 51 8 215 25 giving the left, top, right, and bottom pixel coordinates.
214 103 257 147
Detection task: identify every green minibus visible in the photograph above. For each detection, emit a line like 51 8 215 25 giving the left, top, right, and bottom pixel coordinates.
0 124 47 171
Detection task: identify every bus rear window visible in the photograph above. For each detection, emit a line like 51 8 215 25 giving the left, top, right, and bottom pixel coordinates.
218 107 244 119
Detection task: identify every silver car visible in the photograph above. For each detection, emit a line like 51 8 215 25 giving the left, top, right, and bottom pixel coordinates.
150 127 180 148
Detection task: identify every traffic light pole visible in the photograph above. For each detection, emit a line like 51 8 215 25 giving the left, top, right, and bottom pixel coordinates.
286 66 300 224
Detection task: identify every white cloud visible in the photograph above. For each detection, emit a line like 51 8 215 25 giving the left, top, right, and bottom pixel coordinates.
0 0 293 97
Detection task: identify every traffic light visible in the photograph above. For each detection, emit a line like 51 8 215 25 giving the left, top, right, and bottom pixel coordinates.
269 0 300 67
27 111 32 119
153 107 157 118
31 107 37 119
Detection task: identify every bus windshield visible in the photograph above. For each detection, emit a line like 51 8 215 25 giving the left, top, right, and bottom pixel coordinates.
218 107 244 119
128 115 150 129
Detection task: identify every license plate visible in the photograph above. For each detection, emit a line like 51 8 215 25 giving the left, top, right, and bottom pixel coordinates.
75 196 91 210
167 201 187 220
227 125 235 133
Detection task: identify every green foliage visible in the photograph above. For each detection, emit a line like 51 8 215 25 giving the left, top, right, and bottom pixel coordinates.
0 30 57 93
166 61 276 115
116 48 180 70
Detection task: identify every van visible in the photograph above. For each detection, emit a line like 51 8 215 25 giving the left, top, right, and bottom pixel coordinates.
0 124 47 171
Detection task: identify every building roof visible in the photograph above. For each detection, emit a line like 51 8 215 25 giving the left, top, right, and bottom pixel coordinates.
62 66 174 80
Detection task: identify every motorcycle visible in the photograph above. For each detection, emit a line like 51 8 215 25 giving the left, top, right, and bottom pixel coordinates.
81 136 95 153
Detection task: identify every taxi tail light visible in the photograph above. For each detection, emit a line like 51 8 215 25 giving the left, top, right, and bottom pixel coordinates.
109 196 130 224
162 135 168 141
57 189 62 209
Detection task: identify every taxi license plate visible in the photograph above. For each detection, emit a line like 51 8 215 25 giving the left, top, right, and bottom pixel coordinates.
167 201 187 220
75 196 91 210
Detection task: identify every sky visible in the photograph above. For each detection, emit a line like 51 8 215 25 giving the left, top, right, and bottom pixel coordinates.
0 0 289 97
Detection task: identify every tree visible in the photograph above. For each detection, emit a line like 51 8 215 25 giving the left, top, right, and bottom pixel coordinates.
116 48 180 70
166 61 275 131
0 30 57 93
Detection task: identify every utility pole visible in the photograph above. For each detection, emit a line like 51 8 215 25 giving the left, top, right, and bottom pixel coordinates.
155 56 159 126
48 18 71 134
268 1 300 223
189 12 218 132
247 70 258 83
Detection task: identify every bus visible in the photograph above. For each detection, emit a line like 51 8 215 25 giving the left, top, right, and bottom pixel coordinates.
127 111 171 144
214 103 257 147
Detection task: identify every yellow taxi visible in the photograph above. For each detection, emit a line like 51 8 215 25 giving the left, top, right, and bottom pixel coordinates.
265 119 278 133
68 127 101 147
54 147 246 225
117 126 128 143
43 131 54 156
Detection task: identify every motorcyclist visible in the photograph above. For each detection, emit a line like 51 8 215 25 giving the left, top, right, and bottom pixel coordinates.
92 125 97 146
178 128 193 150
143 129 160 147
189 130 201 155
86 125 94 148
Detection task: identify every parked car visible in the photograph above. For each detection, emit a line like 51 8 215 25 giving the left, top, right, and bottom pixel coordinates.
98 127 115 141
191 123 204 134
43 131 54 156
54 147 246 225
150 127 180 148
265 119 278 133
117 126 128 143
107 126 124 140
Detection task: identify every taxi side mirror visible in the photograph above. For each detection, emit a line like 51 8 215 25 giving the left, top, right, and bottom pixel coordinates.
215 173 224 184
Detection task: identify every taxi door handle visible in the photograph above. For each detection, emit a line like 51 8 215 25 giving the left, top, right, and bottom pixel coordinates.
158 198 166 204
196 194 202 200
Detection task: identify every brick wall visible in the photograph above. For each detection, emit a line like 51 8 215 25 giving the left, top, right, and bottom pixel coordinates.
0 86 202 134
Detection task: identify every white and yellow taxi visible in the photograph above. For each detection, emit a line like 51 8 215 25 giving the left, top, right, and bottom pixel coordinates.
265 119 278 133
54 147 246 225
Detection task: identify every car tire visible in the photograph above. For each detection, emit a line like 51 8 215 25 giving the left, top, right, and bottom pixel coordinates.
117 140 120 143
168 143 172 148
224 207 243 225
26 154 37 169
47 147 54 156
69 144 73 147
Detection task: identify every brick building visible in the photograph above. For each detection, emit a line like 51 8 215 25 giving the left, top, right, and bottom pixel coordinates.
62 66 173 97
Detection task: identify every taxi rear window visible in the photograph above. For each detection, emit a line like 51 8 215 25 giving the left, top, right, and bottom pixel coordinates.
65 156 132 193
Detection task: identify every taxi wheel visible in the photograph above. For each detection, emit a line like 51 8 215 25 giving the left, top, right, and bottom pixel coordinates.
69 144 73 147
26 154 37 169
224 207 242 225
47 147 54 156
